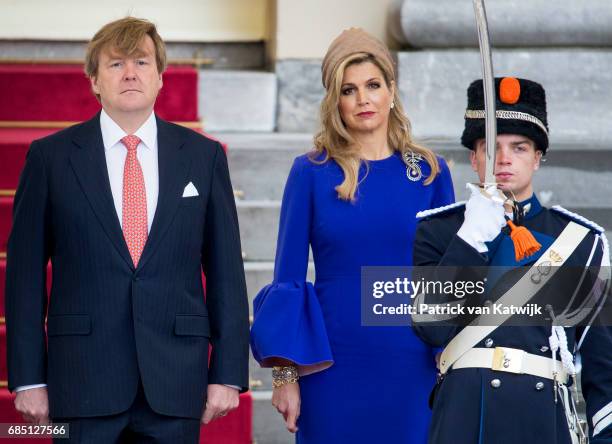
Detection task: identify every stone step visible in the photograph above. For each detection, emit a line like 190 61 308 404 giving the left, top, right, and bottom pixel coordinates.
249 351 272 393
221 132 612 204
389 0 612 48
238 196 611 262
244 261 275 309
275 60 325 133
221 133 311 202
238 201 280 262
238 201 611 263
252 391 293 444
0 41 265 69
397 49 612 143
199 70 277 132
231 135 612 260
439 150 612 207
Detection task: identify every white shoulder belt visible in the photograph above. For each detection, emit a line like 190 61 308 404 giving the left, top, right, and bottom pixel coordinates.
439 222 590 377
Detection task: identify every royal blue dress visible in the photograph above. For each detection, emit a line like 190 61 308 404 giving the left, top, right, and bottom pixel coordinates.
251 151 455 443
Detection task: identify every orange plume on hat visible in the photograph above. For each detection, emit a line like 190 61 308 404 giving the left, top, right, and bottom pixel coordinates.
500 77 521 104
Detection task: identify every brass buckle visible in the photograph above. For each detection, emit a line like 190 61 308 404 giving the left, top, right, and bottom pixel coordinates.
491 347 526 373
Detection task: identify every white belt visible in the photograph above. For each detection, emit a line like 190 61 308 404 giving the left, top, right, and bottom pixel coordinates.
452 347 569 384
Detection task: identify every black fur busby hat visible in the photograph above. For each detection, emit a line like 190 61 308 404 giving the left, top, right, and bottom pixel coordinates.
461 77 549 153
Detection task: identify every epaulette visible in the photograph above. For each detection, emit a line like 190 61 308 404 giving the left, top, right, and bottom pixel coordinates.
416 201 466 220
550 205 605 234
552 206 611 267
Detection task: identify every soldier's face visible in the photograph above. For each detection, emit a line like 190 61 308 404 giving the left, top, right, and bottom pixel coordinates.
471 135 543 201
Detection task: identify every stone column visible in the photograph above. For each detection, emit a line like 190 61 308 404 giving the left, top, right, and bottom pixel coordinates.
390 0 612 47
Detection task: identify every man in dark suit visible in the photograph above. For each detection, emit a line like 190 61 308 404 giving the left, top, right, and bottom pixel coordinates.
5 17 249 443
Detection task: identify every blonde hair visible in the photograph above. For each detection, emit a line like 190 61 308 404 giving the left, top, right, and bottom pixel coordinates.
85 17 167 98
312 53 440 201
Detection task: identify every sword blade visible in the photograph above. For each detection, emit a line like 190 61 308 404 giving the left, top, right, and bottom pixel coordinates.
473 0 497 186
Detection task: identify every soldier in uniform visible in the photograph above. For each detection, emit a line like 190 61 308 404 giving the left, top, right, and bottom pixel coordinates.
412 77 612 443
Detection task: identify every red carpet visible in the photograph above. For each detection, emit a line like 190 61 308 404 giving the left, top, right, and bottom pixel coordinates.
0 198 12 253
200 393 253 443
0 128 56 189
0 324 8 381
0 64 198 122
0 326 5 382
0 258 4 316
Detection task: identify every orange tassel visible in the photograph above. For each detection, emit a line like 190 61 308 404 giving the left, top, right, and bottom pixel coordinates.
506 220 542 262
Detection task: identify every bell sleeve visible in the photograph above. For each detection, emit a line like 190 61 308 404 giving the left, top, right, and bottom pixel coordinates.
250 156 333 376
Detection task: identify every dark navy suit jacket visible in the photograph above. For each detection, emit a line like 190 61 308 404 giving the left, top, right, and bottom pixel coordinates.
5 113 249 419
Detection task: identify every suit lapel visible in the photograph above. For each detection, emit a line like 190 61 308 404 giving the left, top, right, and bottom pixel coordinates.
136 117 189 271
69 113 135 269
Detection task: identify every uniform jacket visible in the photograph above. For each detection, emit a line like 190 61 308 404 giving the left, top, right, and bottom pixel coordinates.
413 195 612 444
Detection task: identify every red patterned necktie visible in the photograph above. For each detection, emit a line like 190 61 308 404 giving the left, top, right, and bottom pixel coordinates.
121 135 147 267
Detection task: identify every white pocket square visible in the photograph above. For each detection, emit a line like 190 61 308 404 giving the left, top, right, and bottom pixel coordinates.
182 182 199 197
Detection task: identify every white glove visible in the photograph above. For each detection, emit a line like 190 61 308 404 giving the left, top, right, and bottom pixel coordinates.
457 183 506 253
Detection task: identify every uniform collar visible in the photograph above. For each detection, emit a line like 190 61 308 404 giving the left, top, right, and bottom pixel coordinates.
518 194 542 220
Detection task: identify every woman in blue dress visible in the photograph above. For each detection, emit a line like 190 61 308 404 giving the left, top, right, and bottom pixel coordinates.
250 28 455 443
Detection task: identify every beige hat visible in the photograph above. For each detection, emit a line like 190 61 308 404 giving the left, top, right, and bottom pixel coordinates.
321 27 395 90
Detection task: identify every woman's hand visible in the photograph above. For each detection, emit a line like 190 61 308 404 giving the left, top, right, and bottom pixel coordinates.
272 382 301 433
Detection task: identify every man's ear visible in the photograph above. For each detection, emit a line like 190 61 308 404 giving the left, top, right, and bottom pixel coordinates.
534 150 543 170
470 148 478 172
90 76 100 95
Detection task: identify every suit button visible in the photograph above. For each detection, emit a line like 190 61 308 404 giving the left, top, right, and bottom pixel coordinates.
490 379 501 388
540 346 549 352
535 382 545 391
485 338 494 348
133 276 140 282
